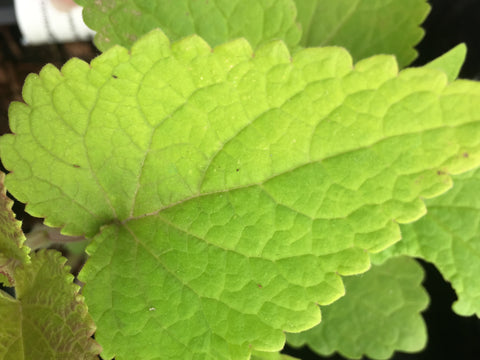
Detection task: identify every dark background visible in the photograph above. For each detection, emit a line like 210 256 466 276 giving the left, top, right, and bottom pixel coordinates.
1 0 480 359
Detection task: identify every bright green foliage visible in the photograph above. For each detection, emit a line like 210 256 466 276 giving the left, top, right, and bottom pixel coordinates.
76 0 301 51
0 172 29 286
0 250 100 359
375 167 480 317
287 257 428 359
3 30 480 359
294 0 430 67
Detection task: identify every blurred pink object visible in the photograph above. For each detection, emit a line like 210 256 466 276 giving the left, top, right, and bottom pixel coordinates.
14 0 94 44
50 0 78 12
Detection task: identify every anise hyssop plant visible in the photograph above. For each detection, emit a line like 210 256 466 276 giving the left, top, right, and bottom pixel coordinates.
1 1 480 359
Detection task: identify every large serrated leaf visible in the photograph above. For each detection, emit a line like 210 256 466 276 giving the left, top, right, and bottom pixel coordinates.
76 0 301 51
287 257 428 359
294 0 430 67
0 250 100 359
2 30 480 359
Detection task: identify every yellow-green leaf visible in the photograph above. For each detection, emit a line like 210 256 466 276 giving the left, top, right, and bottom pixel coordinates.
0 172 28 286
2 30 480 359
0 250 100 359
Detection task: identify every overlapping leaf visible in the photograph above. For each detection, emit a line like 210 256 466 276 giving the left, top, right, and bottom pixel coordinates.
375 167 480 317
0 172 29 286
76 0 301 51
77 0 429 69
287 257 428 359
2 30 480 359
0 250 100 359
294 0 430 67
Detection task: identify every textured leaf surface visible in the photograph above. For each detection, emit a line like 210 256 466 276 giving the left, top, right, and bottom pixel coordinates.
294 0 430 67
76 0 301 51
375 168 480 317
0 172 28 286
0 250 100 359
287 257 428 359
3 30 480 359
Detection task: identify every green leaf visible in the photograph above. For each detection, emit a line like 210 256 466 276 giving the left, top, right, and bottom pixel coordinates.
2 30 480 359
287 257 428 360
76 0 301 51
424 43 467 82
0 250 101 359
294 0 430 67
374 167 480 317
0 172 29 286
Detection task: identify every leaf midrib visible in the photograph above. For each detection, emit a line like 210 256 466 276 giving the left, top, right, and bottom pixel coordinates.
124 119 476 223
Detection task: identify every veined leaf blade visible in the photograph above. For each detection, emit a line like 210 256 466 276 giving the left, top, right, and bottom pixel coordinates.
2 30 480 358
